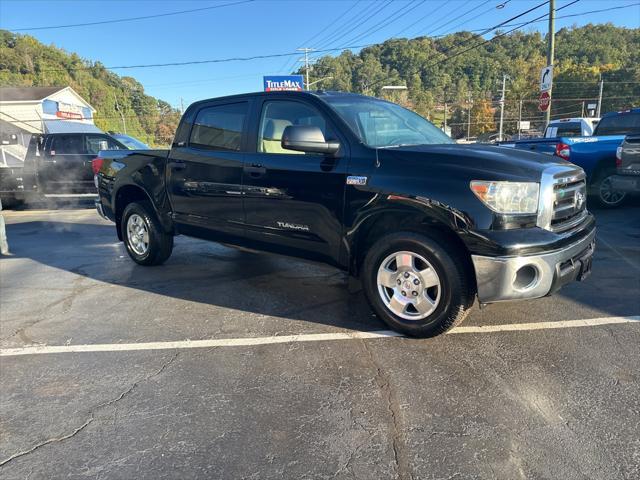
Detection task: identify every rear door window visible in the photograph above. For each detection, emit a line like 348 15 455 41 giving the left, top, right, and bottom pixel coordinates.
50 135 84 155
190 103 248 151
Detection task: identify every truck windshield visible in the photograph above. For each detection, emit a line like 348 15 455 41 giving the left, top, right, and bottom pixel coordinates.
109 133 150 150
593 112 640 136
324 96 453 147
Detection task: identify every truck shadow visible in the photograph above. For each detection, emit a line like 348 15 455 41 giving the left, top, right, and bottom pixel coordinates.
5 219 383 332
5 204 639 332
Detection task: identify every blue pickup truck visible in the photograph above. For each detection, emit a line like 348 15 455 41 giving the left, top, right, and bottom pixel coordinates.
501 108 640 207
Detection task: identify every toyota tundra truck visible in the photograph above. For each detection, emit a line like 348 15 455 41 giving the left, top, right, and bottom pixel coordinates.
94 91 595 337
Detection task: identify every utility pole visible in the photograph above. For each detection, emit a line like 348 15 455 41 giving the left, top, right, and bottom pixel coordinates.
498 74 508 142
180 97 185 115
596 76 604 117
518 98 523 137
467 92 473 140
443 100 448 132
297 48 315 90
545 0 555 126
114 94 126 134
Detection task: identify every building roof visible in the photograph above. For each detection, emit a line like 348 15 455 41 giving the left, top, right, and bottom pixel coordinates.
44 120 102 134
0 86 66 102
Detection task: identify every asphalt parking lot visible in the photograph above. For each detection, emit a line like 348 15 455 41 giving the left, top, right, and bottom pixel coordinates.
1 201 639 480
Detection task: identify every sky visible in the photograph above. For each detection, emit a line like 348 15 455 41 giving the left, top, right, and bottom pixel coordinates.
1 0 639 108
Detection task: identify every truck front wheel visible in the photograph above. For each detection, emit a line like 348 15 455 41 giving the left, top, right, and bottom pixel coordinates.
362 232 473 337
122 201 173 266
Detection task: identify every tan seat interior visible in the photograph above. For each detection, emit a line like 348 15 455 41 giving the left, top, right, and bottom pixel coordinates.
260 119 303 154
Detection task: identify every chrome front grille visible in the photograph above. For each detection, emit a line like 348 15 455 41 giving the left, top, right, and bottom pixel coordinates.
550 176 587 232
537 166 588 232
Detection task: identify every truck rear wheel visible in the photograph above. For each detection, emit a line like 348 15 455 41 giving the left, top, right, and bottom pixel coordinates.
592 170 626 208
362 232 473 337
122 201 173 266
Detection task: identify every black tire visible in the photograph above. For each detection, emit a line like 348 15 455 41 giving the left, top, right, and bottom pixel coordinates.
121 200 173 266
591 170 626 208
361 232 473 338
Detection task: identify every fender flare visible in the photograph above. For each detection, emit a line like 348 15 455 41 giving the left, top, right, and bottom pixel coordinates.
112 182 173 240
345 194 474 275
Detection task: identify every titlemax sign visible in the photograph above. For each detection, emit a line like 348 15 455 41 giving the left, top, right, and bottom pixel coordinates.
263 75 304 92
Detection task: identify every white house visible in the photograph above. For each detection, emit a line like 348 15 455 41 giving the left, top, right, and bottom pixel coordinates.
0 86 101 166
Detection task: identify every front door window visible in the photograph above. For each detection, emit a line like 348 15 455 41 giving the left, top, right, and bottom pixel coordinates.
257 101 331 155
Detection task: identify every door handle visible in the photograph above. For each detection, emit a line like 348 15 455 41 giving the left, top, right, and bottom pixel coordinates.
168 160 186 170
244 164 266 177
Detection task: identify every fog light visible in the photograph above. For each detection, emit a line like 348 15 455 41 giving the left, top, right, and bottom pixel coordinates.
513 265 539 291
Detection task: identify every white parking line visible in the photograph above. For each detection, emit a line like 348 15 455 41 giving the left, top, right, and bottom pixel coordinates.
1 316 638 357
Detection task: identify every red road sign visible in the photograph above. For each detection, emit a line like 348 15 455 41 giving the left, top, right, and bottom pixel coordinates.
539 91 551 112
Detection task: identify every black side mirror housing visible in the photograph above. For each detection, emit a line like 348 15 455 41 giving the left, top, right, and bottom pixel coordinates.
281 125 340 155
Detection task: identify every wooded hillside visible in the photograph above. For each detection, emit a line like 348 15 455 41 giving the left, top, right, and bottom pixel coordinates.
1 23 638 141
303 23 640 137
0 29 180 146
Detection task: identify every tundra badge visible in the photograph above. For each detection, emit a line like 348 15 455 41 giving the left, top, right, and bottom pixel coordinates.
277 221 310 232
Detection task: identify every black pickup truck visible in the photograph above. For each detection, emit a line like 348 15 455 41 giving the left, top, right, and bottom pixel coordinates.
95 91 596 337
0 131 148 206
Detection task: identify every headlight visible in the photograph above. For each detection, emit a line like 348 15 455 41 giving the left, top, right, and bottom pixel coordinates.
470 181 539 214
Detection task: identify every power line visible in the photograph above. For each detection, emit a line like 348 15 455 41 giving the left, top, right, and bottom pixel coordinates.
14 1 634 75
367 0 555 89
555 81 640 84
304 1 379 51
300 0 386 66
389 0 452 39
467 2 640 32
435 0 499 37
5 96 638 124
313 0 395 51
420 0 492 37
278 0 365 74
335 0 427 48
434 0 553 54
6 0 255 31
414 0 473 37
423 1 581 71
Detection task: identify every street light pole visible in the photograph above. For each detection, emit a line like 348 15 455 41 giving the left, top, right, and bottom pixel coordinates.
545 0 555 126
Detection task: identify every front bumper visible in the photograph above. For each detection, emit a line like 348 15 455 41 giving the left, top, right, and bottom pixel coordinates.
95 199 108 221
610 174 640 193
472 226 596 303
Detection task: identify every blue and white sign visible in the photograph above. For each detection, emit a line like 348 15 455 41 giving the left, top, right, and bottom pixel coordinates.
540 65 553 92
263 75 304 92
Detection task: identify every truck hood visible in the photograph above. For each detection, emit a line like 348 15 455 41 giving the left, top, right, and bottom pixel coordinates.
376 143 575 182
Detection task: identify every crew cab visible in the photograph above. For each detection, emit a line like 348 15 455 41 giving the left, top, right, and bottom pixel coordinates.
95 91 595 337
501 108 640 207
0 131 148 206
